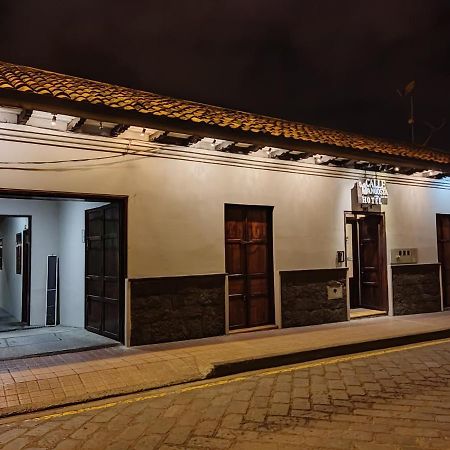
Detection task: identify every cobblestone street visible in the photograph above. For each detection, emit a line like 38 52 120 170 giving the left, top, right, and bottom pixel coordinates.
1 339 450 450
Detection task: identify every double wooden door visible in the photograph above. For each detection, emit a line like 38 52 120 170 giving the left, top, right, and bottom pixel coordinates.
85 203 123 341
437 214 450 308
225 205 274 330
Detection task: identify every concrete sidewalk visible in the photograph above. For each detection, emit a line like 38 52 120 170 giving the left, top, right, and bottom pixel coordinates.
1 311 450 418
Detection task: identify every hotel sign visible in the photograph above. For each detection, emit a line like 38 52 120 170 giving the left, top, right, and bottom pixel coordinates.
357 178 388 206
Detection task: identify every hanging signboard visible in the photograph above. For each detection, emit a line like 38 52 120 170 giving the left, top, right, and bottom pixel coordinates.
356 178 388 206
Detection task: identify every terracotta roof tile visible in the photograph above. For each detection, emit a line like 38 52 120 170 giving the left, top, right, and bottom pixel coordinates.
0 60 449 166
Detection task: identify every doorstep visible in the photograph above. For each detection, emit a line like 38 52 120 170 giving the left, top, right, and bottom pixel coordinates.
1 311 450 418
350 308 387 320
228 324 278 334
0 326 119 361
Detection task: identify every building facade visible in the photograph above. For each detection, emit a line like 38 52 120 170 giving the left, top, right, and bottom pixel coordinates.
0 61 449 346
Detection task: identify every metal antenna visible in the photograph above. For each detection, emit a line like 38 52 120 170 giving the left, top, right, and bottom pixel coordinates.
397 80 416 144
423 118 447 147
409 94 415 144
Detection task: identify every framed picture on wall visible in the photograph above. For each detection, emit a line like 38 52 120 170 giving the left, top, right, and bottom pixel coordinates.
16 232 22 274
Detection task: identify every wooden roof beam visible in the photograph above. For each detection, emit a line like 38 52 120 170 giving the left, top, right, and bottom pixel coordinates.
67 117 86 132
17 108 33 125
274 151 311 161
153 131 202 146
110 124 129 137
323 157 352 167
223 143 260 155
430 172 450 179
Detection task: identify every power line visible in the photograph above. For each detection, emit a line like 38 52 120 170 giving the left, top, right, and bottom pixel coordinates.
0 154 126 165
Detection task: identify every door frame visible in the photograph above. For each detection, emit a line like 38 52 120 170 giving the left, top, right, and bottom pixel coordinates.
346 216 361 309
436 213 450 309
85 201 127 343
0 188 127 339
0 214 32 325
344 211 389 313
224 203 276 332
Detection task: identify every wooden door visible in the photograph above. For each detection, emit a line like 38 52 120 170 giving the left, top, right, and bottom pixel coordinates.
358 214 387 310
85 203 123 341
225 205 274 330
21 227 31 324
437 214 450 308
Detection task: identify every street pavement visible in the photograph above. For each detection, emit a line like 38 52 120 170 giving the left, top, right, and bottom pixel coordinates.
1 339 450 449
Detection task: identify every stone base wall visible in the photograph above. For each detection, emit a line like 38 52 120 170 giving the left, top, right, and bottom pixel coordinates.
281 268 348 328
392 264 442 315
130 274 225 345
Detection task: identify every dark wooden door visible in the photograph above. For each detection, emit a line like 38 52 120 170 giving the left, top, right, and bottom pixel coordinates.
21 227 31 324
358 214 387 310
437 214 450 308
85 203 123 341
225 204 274 330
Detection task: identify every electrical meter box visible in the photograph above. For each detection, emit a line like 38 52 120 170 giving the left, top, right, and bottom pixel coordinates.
391 248 418 264
327 281 343 300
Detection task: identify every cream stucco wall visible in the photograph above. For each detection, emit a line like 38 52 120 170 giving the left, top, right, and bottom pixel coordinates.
0 124 450 335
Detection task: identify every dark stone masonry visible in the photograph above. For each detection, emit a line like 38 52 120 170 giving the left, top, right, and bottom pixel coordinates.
130 274 225 345
281 268 348 328
392 263 442 315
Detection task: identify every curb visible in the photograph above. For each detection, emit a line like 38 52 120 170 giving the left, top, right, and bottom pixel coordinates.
0 375 206 420
208 328 450 377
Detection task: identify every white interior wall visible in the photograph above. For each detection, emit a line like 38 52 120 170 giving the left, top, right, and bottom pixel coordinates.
0 199 59 325
0 216 28 320
58 201 108 327
1 129 450 332
0 197 108 327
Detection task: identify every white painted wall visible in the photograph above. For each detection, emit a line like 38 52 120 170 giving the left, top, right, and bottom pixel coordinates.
0 197 108 327
58 201 108 327
0 216 28 320
1 125 450 335
0 199 59 325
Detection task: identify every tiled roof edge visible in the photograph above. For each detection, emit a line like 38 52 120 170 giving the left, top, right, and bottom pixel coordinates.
0 60 449 170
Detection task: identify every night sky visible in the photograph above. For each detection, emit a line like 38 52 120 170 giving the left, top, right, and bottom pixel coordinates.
0 1 449 149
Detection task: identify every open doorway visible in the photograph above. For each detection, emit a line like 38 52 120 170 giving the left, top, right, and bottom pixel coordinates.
345 212 388 319
0 194 126 349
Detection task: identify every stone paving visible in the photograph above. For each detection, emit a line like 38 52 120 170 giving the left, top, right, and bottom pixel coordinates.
1 338 450 449
1 311 450 418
